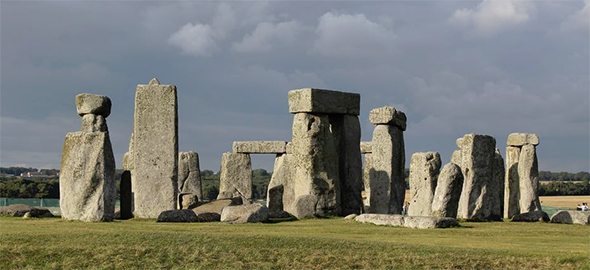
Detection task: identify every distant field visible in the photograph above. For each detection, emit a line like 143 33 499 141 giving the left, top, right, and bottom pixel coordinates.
539 195 590 209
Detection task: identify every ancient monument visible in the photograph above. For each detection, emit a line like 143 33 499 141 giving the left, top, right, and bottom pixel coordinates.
407 152 441 216
131 78 179 218
363 106 407 214
59 93 116 222
504 133 542 219
454 134 504 221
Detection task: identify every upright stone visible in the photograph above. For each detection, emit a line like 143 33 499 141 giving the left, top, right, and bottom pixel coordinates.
456 134 502 221
330 114 363 215
366 106 406 214
59 94 115 222
492 149 505 218
286 113 340 218
518 144 542 213
362 153 373 211
407 152 441 216
431 163 464 218
178 151 203 208
119 171 133 219
218 152 252 202
132 78 178 218
504 146 521 219
267 154 292 217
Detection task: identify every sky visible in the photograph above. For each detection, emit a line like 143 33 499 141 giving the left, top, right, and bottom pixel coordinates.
0 0 588 172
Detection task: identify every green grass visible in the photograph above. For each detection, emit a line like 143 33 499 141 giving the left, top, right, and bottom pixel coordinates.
1 217 589 269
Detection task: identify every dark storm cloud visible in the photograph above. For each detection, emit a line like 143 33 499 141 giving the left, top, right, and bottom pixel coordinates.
1 0 588 172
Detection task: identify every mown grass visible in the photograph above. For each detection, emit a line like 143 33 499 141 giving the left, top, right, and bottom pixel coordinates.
0 217 589 269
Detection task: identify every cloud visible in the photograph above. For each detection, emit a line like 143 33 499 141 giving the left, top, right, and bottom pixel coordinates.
233 21 304 53
451 0 532 37
312 12 396 57
560 0 590 32
167 3 236 57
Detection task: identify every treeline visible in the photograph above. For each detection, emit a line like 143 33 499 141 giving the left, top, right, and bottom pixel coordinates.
539 180 590 196
539 171 589 182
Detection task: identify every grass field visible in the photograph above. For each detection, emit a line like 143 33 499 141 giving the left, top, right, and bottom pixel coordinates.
0 217 588 269
540 195 590 208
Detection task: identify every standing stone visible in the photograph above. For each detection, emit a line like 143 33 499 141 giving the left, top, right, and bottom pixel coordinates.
518 144 542 213
330 114 363 215
267 154 293 218
367 123 405 214
218 152 252 202
119 171 133 219
132 78 178 218
286 113 340 218
456 134 502 221
407 152 441 216
178 151 203 208
362 153 373 211
431 163 464 218
504 146 521 219
60 93 115 222
492 149 505 219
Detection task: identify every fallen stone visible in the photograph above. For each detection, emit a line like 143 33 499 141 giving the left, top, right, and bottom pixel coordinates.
232 141 287 154
0 204 54 218
157 209 198 222
360 141 372 154
354 214 459 229
179 193 199 209
344 214 358 220
132 78 178 218
217 152 252 202
196 212 221 222
178 152 202 205
407 152 441 216
193 199 242 216
23 212 32 219
75 93 112 117
518 144 542 214
366 124 405 214
220 203 269 224
368 106 407 131
550 210 590 225
431 163 464 218
60 131 116 222
507 133 539 146
288 88 360 115
511 210 549 222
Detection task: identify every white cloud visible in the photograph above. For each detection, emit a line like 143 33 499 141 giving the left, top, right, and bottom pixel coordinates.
561 0 590 32
167 3 237 57
312 12 396 57
451 0 532 37
233 21 304 53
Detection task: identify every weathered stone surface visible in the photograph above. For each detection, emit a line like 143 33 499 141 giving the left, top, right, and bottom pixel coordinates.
196 212 221 222
285 142 294 154
288 88 360 115
285 113 340 218
504 146 521 219
220 203 269 224
80 114 107 132
344 214 358 220
404 216 459 229
179 194 199 209
407 152 441 216
360 142 372 154
60 131 116 222
119 171 133 219
550 210 590 225
0 204 54 218
156 209 198 222
267 154 293 218
217 152 252 202
518 144 542 214
122 152 133 171
354 214 459 229
362 153 373 211
178 152 202 206
75 93 112 117
132 78 178 218
511 210 549 222
232 141 287 154
331 114 363 215
492 149 505 219
366 124 405 214
456 134 502 221
431 163 464 218
450 149 462 165
193 199 241 216
507 133 539 146
368 106 407 131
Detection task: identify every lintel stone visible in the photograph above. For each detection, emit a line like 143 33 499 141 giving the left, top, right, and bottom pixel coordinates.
368 106 407 130
232 141 287 154
288 88 360 115
507 133 539 146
